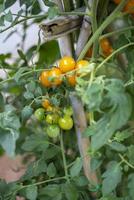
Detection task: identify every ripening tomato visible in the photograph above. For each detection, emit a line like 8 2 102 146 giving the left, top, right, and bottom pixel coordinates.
124 0 134 14
67 74 76 86
46 124 60 138
63 106 73 116
39 71 51 87
86 47 93 58
100 38 113 57
42 99 51 109
46 114 59 124
58 115 73 130
113 0 134 14
34 108 45 121
59 56 76 73
76 60 89 75
113 0 121 4
48 67 62 86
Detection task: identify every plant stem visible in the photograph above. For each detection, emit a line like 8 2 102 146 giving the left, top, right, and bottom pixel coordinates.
100 26 134 39
96 42 134 72
91 0 99 60
78 0 127 60
84 0 91 11
119 154 134 169
60 131 70 182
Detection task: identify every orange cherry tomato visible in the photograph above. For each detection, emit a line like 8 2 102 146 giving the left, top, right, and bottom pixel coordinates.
76 60 89 75
59 56 76 73
42 99 51 109
124 0 134 14
113 0 121 4
48 67 62 86
113 0 134 14
100 38 113 57
86 47 93 58
39 71 51 87
67 74 76 86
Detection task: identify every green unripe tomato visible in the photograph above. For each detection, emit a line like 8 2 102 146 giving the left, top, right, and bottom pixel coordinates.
45 114 59 124
58 115 73 130
46 124 60 138
63 106 73 116
34 108 45 121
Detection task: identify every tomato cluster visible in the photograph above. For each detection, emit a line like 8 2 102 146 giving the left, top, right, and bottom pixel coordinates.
86 38 113 58
39 56 89 87
113 0 134 14
34 99 74 138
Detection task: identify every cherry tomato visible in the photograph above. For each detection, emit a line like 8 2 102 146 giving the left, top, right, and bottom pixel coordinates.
58 115 73 130
39 71 51 87
76 60 89 75
48 67 62 86
63 106 73 116
59 56 76 73
113 0 121 4
42 99 51 109
34 108 45 121
86 47 93 58
46 124 60 138
46 114 59 124
124 0 134 14
100 38 113 57
67 74 76 86
113 0 134 14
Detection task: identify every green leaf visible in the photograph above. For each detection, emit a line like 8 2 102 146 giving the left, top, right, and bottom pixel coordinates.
24 91 34 99
48 7 59 19
76 76 104 112
14 67 28 82
0 15 4 26
26 185 38 200
114 130 133 142
22 134 49 152
73 176 89 187
21 105 33 121
91 79 132 151
64 183 79 200
43 0 56 7
4 11 13 22
47 162 56 177
102 161 122 196
128 174 134 199
127 145 134 165
39 184 61 197
90 158 103 171
0 92 4 112
44 147 60 160
38 41 60 65
5 0 16 8
0 4 4 13
0 111 20 156
22 158 47 181
108 142 127 152
17 49 27 63
26 81 36 92
70 157 82 177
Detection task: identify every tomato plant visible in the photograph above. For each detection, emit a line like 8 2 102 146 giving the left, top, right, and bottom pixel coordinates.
0 0 134 200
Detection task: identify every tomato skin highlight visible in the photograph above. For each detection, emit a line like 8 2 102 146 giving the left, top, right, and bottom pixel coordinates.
46 124 60 138
34 108 45 121
59 56 76 73
39 71 51 87
46 114 59 124
58 116 73 130
48 67 62 86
